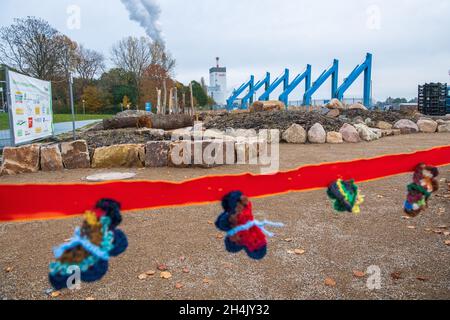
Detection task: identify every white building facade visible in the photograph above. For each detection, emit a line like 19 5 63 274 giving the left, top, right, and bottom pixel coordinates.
207 58 227 105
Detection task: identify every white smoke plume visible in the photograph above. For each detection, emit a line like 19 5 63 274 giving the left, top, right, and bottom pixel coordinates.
120 0 164 44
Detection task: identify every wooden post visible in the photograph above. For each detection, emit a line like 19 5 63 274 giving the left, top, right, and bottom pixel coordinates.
182 93 186 115
168 87 174 114
156 88 162 115
174 87 179 114
163 80 167 115
189 82 195 117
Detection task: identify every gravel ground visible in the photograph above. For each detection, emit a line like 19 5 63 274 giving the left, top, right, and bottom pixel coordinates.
0 133 449 300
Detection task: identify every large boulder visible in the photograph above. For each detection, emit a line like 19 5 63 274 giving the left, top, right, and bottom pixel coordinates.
250 100 285 112
61 140 90 169
1 144 40 175
349 103 368 111
326 99 344 110
393 119 419 134
326 132 343 144
282 124 307 144
339 123 361 143
169 140 231 168
375 121 393 130
354 124 380 142
417 119 438 133
92 144 145 168
40 144 64 172
438 123 450 133
145 141 171 167
307 123 326 144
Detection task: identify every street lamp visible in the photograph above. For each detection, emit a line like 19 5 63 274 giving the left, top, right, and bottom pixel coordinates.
82 99 86 115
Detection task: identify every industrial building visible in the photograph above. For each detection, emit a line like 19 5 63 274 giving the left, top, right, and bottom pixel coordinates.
207 57 227 106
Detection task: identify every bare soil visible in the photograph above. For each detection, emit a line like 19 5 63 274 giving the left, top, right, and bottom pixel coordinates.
0 133 449 300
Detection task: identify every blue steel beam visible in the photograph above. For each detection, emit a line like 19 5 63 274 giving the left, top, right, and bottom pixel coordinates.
226 75 254 110
259 69 289 101
241 72 271 109
279 65 311 107
303 59 339 106
335 53 373 107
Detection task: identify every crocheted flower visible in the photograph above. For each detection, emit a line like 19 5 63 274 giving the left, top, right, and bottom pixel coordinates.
216 191 283 260
48 199 128 290
404 164 439 217
327 179 364 214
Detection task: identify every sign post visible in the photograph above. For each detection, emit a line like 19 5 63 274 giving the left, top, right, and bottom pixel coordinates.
69 73 76 141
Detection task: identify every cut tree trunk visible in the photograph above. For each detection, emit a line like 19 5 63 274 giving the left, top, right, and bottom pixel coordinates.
103 114 194 131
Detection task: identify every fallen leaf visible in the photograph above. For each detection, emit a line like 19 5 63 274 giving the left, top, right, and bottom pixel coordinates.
85 297 95 301
4 267 13 273
445 240 450 246
175 283 184 289
377 195 384 199
294 249 306 255
216 234 224 240
416 276 429 282
145 270 156 276
444 231 450 237
433 229 444 234
391 272 403 280
353 270 366 278
437 225 448 229
138 273 148 280
324 278 337 287
182 267 190 274
203 278 212 284
207 220 213 225
160 271 172 279
286 250 295 255
64 238 71 242
157 264 168 271
51 291 61 298
425 228 432 232
284 238 293 243
401 216 411 220
407 226 416 230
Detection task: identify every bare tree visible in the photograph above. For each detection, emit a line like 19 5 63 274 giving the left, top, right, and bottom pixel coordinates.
111 36 153 106
0 17 64 80
55 35 78 78
150 40 176 77
75 45 105 83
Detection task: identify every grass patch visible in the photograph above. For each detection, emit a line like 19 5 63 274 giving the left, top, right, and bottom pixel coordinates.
0 113 112 130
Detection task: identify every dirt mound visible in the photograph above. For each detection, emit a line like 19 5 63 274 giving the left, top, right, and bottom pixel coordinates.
340 109 416 123
204 110 346 132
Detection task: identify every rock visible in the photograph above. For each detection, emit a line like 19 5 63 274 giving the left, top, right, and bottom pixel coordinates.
1 144 40 175
354 124 380 142
307 123 326 144
282 124 307 144
417 119 438 133
326 132 343 144
326 109 340 118
326 99 344 110
438 123 450 133
61 140 90 169
169 140 231 168
436 119 450 125
365 118 373 127
145 141 171 167
375 121 393 130
40 144 63 171
380 129 401 137
339 124 361 143
353 116 365 124
250 101 285 112
349 103 368 111
92 144 145 168
393 119 419 134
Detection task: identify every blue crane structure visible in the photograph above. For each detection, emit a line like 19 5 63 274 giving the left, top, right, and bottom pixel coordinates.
258 69 290 101
279 65 311 107
335 53 372 107
226 53 373 110
240 72 271 109
303 59 339 106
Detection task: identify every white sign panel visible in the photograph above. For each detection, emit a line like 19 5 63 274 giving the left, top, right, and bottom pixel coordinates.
8 70 54 144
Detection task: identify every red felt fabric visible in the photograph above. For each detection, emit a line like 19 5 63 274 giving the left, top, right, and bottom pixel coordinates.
0 145 449 222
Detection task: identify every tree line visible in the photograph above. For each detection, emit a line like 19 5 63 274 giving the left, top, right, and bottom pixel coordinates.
0 16 213 114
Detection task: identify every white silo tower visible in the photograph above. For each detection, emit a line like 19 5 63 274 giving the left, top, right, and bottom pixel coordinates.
208 57 227 105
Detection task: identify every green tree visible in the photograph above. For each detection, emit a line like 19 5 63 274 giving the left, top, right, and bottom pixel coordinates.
191 80 208 107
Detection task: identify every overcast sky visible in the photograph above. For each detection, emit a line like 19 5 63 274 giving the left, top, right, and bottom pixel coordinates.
1 0 449 101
